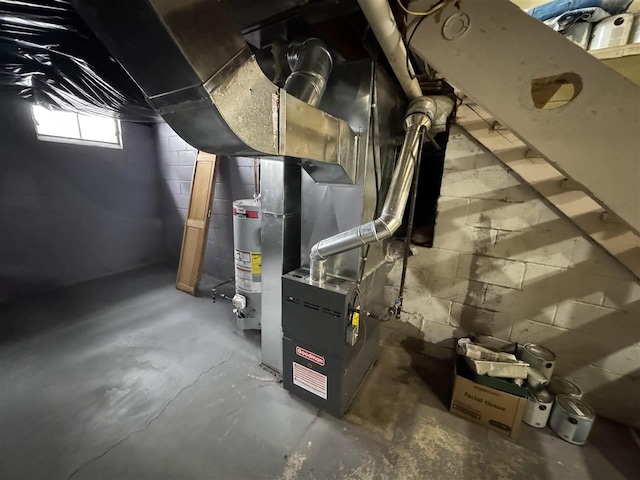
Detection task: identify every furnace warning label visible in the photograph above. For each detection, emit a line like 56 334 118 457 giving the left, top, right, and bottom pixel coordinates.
293 362 327 400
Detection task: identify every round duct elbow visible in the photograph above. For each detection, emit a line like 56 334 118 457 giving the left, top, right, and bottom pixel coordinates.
284 38 333 107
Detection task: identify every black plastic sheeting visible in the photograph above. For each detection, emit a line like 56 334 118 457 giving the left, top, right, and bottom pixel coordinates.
0 0 157 121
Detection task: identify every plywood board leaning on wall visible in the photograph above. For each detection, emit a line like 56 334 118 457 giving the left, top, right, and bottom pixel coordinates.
176 152 218 295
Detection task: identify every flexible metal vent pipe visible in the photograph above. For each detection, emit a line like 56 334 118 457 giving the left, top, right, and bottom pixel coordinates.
284 38 333 107
357 0 422 100
310 96 452 284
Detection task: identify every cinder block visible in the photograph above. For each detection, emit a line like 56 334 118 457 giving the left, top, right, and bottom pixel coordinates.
210 215 232 231
591 343 640 377
440 165 509 200
408 247 459 279
403 293 451 325
231 184 256 201
164 180 181 195
383 285 397 310
214 181 231 200
554 301 638 334
522 264 604 306
582 394 639 429
158 144 178 165
427 275 486 306
437 196 470 223
466 198 542 232
236 166 257 186
420 321 463 349
385 262 402 287
602 278 640 313
212 199 232 216
163 166 194 181
570 237 635 280
444 152 492 173
504 182 540 203
210 225 233 248
177 150 196 166
510 319 569 344
168 135 186 152
155 122 176 138
402 312 424 332
484 284 557 324
492 225 577 269
444 132 486 161
173 195 190 210
386 262 429 290
456 253 525 289
553 361 640 412
516 325 638 377
432 225 498 255
235 157 256 168
449 303 512 340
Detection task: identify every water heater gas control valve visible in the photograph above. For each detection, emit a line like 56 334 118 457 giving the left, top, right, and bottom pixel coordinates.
232 294 247 310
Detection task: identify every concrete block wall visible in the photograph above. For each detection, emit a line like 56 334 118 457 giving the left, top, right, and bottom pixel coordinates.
154 123 257 280
386 127 640 427
0 96 165 302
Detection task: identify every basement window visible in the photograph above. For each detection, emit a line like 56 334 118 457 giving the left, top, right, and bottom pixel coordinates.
31 105 122 149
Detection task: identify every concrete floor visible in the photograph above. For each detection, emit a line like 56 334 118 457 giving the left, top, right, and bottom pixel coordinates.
1 265 638 480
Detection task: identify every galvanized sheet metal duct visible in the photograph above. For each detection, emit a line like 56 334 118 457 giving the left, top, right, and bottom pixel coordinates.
284 38 333 107
72 0 358 184
258 37 333 372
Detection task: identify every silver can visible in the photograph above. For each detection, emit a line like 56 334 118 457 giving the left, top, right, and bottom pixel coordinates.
522 389 554 428
520 344 556 380
527 368 550 391
548 377 583 399
549 395 595 445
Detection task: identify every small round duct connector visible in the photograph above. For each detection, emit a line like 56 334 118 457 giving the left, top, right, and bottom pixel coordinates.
442 12 470 41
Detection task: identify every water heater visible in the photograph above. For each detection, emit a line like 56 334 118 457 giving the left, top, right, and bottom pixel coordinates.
232 199 262 330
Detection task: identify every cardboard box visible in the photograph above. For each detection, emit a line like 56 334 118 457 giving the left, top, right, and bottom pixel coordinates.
450 356 528 439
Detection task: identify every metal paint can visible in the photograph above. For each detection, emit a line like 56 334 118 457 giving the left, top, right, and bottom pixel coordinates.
549 395 595 446
548 377 583 399
522 389 554 428
520 344 556 380
526 368 549 391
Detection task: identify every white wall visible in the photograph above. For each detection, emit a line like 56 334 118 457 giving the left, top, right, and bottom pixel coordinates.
386 127 640 428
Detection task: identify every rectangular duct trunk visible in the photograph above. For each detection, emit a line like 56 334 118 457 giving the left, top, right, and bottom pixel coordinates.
260 160 301 373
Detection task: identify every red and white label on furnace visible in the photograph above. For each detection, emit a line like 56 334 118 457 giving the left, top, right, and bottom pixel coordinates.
295 346 325 366
293 362 327 400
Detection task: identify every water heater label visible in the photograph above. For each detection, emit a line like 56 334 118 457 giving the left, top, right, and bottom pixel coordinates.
295 346 325 366
293 362 327 400
251 253 261 275
235 249 261 293
234 249 251 269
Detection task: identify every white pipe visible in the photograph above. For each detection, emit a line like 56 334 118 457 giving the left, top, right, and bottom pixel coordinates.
357 0 422 100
